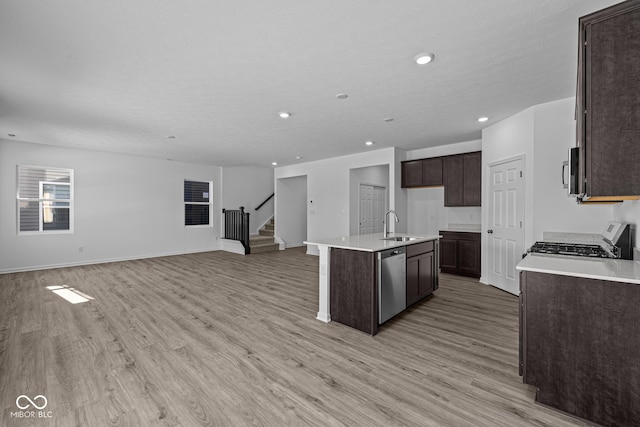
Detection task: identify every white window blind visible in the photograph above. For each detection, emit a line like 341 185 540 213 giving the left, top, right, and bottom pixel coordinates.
17 166 73 233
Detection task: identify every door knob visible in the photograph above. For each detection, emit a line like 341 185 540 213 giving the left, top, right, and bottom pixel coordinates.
487 229 494 234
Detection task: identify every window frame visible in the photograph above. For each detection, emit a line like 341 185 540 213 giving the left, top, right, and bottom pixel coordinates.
184 179 213 228
16 165 74 235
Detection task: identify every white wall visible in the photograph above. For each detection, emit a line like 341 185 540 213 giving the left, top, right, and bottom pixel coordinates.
532 97 612 237
0 139 222 273
222 165 274 234
481 97 615 283
275 148 401 255
406 140 482 235
276 175 307 247
406 139 482 160
613 200 640 257
349 165 389 235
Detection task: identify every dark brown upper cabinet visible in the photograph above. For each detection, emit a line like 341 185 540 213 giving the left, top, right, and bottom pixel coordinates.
401 159 424 188
576 0 640 202
444 152 481 207
443 155 464 206
463 151 482 206
401 157 443 188
422 157 444 186
402 152 481 206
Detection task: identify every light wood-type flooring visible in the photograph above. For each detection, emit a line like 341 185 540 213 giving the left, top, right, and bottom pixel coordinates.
0 248 588 426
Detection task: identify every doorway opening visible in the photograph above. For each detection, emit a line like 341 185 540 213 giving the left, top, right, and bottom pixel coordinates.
275 175 307 248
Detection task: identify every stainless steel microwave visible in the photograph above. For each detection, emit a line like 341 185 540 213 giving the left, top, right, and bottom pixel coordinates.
562 147 580 197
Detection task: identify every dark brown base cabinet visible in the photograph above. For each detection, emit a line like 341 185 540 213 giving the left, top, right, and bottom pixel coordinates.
439 231 480 278
520 271 640 427
406 241 437 306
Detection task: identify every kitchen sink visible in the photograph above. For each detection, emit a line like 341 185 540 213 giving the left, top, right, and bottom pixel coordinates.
381 236 419 242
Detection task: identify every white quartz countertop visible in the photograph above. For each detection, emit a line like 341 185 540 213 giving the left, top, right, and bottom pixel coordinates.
304 233 440 252
517 254 640 285
439 228 481 233
440 223 481 233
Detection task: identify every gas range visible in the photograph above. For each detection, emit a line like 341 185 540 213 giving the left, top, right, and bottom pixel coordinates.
527 222 632 260
528 241 611 258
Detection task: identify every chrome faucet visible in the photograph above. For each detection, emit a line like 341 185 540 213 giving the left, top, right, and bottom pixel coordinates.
383 210 399 238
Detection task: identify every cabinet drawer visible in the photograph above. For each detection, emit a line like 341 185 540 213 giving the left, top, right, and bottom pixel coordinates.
407 241 434 257
440 231 480 241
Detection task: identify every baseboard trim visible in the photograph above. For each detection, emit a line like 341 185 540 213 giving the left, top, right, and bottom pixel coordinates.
0 247 221 275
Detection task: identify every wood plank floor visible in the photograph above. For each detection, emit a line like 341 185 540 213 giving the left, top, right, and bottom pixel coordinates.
0 248 588 426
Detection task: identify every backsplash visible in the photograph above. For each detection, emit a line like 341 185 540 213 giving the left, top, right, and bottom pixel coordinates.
446 206 481 226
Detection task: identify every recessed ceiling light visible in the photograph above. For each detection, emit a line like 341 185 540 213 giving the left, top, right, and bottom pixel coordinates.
272 162 278 166
384 118 394 122
295 156 303 160
279 112 291 118
477 117 489 122
166 135 176 139
336 93 348 100
365 141 374 146
414 53 435 65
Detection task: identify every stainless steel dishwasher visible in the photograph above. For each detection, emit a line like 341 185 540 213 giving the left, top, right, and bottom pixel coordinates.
377 247 406 324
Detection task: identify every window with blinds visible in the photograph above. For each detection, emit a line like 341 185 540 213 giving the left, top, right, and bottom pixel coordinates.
184 180 212 226
17 166 74 233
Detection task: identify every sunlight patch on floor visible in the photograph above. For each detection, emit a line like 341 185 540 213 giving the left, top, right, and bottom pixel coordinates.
46 285 95 304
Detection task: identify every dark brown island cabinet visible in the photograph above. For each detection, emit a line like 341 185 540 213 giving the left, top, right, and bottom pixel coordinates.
401 151 481 207
519 271 640 427
406 241 438 306
329 241 438 335
439 231 481 278
576 0 640 202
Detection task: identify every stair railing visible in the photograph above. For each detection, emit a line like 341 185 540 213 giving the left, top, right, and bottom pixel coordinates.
255 193 274 211
222 207 250 254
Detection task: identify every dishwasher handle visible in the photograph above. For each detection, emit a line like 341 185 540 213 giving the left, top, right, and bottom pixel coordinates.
379 247 406 260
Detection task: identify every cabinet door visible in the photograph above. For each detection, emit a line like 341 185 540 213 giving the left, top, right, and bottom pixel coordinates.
418 252 435 297
439 237 458 273
406 255 421 306
407 252 435 306
402 160 424 188
581 3 640 199
458 238 481 278
444 155 464 206
422 157 443 186
463 152 481 206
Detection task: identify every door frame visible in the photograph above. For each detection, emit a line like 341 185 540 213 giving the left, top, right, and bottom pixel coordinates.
482 154 526 294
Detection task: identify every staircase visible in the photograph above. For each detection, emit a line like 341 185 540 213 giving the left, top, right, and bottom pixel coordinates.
249 218 279 254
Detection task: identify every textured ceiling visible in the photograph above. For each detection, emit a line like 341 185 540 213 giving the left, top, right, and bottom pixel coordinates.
0 0 621 166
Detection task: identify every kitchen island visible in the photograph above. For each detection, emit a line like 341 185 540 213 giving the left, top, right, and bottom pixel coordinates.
304 233 440 335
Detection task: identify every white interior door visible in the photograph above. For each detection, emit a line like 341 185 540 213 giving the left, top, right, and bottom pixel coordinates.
487 158 525 295
359 184 386 235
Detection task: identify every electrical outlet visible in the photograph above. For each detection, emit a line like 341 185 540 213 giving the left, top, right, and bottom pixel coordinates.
78 246 84 253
